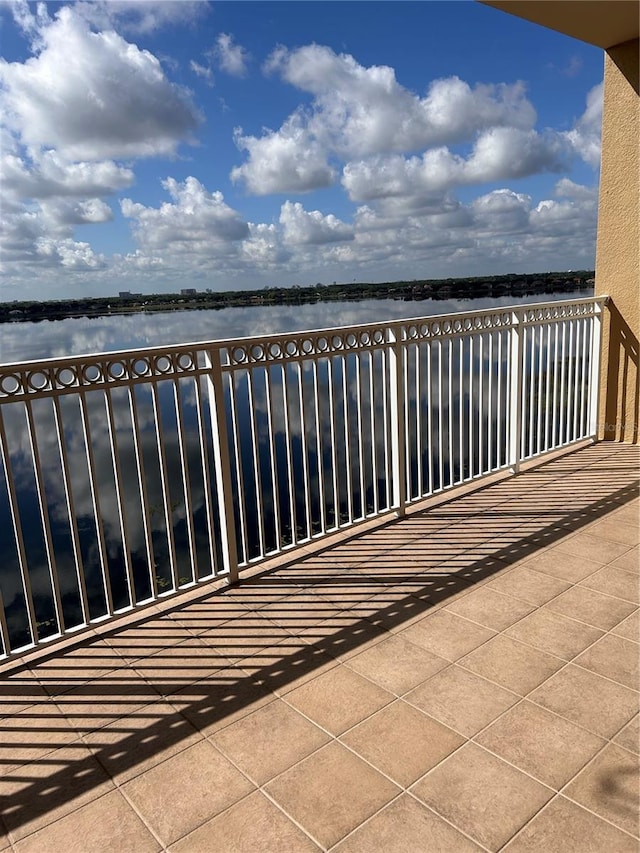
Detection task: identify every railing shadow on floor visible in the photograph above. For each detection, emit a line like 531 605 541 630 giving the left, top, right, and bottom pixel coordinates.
0 443 638 838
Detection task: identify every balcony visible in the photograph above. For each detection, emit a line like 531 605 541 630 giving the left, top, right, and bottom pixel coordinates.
0 297 638 850
0 441 638 851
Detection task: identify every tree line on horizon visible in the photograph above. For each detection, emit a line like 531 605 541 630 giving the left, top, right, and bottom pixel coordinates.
1 270 594 324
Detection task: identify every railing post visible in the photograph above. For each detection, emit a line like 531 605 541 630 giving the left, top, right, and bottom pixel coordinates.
508 310 524 473
204 348 239 583
388 326 407 516
588 300 604 439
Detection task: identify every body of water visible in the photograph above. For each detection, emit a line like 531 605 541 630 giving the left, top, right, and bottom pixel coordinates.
1 290 589 363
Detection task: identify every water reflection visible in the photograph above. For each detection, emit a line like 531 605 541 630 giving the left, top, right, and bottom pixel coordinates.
1 292 586 363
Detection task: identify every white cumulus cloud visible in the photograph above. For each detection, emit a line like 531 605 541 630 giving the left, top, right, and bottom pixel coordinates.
231 115 335 195
279 201 354 245
121 176 249 254
215 33 249 77
0 6 200 160
266 44 537 157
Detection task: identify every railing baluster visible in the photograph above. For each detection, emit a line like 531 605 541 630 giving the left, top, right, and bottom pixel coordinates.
496 330 503 468
588 304 603 437
127 386 158 597
0 409 38 646
388 326 406 516
191 374 218 578
264 365 282 548
24 399 64 635
326 356 340 528
296 361 312 538
426 340 433 494
311 359 327 534
367 350 379 516
150 381 179 592
245 369 266 557
52 395 89 626
280 362 298 542
173 378 199 583
458 337 464 481
204 349 238 581
508 310 523 472
78 392 113 616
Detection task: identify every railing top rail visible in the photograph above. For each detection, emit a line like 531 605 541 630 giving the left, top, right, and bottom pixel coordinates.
0 295 607 374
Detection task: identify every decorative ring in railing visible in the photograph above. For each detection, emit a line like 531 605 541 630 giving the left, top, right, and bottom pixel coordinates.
520 300 598 324
0 349 204 401
221 325 390 366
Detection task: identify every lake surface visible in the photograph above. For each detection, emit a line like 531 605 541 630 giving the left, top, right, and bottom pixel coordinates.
1 290 589 363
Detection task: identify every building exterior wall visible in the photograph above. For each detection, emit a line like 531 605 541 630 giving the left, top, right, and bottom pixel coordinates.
595 39 639 443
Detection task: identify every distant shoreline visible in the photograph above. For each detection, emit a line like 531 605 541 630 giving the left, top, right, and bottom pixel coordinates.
1 270 594 325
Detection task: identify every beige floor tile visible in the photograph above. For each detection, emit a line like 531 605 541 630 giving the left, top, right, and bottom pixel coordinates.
611 504 640 528
102 622 195 662
0 707 79 778
240 634 341 696
580 566 640 605
459 635 564 695
81 701 205 784
52 676 161 732
341 700 464 786
445 587 535 631
297 610 388 663
586 518 639 547
612 610 640 641
12 789 160 853
265 741 400 849
198 614 285 660
122 740 254 846
476 700 605 790
398 610 495 662
2 743 114 843
333 793 483 852
574 634 639 690
487 568 570 606
611 546 640 574
345 634 448 695
0 675 48 719
411 742 553 851
406 664 520 737
530 664 639 739
258 594 342 634
211 698 329 785
519 548 605 583
564 744 640 837
285 665 393 735
170 668 276 736
545 585 636 630
169 790 320 852
613 714 639 755
556 532 631 566
29 641 128 696
504 608 604 660
131 636 233 692
503 795 639 852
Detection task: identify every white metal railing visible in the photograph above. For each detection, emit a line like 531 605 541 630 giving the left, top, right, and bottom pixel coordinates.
0 296 605 659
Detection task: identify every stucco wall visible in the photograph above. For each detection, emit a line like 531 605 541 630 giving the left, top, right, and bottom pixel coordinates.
595 39 639 442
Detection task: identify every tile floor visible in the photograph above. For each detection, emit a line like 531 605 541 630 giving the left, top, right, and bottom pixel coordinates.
0 442 638 852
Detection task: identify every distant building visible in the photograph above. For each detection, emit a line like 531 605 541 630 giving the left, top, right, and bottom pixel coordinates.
118 291 142 299
180 288 197 296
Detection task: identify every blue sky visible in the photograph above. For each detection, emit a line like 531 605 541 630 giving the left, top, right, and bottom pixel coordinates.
0 1 604 300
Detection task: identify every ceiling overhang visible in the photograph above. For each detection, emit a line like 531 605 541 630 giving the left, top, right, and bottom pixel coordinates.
481 1 639 50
